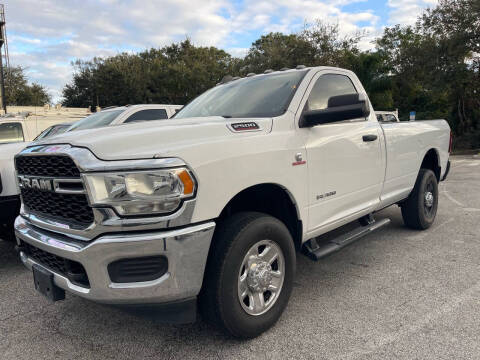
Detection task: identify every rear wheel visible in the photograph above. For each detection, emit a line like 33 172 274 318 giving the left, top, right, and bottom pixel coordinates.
401 169 438 230
200 212 296 338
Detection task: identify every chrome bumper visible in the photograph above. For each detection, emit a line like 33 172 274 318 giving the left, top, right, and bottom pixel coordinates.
15 216 215 305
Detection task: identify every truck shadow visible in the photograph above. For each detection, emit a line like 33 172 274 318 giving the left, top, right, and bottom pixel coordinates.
0 238 23 272
39 207 414 353
6 205 439 358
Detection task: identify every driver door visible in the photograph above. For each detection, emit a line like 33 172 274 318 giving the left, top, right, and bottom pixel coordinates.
299 71 383 234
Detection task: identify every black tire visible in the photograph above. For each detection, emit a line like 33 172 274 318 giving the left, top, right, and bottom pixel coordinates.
199 212 296 339
401 169 438 230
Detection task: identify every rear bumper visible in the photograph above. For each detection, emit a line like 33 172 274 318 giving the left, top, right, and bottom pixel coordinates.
15 216 215 306
0 195 20 224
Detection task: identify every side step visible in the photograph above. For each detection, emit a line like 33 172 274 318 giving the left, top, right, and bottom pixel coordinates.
304 218 391 261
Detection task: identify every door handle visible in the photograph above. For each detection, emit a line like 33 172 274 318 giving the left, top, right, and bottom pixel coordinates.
363 134 378 142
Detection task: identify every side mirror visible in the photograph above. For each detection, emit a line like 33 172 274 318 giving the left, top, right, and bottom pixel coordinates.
299 93 370 128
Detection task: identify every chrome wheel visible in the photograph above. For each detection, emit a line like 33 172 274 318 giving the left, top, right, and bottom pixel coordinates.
424 180 435 217
425 191 434 207
237 239 285 316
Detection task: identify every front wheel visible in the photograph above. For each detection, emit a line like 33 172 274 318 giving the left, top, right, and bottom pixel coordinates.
200 212 296 338
401 168 439 230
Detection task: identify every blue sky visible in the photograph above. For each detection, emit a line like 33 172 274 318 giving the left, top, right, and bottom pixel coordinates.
4 0 438 103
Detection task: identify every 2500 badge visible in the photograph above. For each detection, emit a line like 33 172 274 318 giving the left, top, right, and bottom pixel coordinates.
231 122 260 131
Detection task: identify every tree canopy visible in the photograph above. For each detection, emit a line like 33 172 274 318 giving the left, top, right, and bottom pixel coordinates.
4 66 51 106
59 0 479 149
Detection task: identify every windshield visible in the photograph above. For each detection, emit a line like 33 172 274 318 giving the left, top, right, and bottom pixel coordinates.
175 70 308 119
68 109 124 131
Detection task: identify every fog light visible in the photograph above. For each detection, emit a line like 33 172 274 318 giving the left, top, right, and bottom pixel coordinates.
107 256 168 283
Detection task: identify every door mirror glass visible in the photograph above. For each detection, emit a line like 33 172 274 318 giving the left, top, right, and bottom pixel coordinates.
300 93 370 128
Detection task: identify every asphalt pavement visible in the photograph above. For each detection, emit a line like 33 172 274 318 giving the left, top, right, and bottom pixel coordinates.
1 155 479 359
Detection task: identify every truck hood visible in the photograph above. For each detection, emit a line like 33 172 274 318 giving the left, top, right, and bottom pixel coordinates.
31 116 273 160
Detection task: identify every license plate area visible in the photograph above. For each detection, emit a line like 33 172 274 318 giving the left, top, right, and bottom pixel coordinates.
32 264 65 301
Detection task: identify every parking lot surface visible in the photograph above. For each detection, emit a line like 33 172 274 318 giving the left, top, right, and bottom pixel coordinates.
1 155 479 360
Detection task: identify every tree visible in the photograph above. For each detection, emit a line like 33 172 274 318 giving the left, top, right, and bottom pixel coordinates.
62 40 238 107
241 22 363 74
375 26 449 120
241 33 317 73
300 21 363 67
60 2 479 149
3 66 51 106
345 52 393 110
420 0 480 134
376 0 479 139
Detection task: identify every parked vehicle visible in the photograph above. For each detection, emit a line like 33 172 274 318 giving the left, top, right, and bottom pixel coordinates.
1 109 87 237
1 105 182 241
376 111 400 123
34 123 72 141
1 123 74 241
67 104 183 131
14 67 451 338
0 106 91 144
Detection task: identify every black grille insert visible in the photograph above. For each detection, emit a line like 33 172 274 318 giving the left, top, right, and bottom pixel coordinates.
21 187 94 226
22 241 90 288
16 155 80 178
16 154 94 227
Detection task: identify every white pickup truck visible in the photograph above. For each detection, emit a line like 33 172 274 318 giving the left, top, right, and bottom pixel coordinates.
13 67 451 338
1 104 182 241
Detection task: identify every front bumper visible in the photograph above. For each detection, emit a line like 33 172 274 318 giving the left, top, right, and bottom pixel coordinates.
15 216 215 305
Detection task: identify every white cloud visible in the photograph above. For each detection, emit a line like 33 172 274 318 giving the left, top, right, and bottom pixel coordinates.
3 0 416 103
387 0 438 25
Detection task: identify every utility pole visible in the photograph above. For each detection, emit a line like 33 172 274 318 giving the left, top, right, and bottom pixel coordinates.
0 4 9 114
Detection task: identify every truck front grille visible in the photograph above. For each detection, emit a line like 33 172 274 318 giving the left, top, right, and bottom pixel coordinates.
15 155 94 228
21 187 94 226
15 155 80 178
22 241 90 288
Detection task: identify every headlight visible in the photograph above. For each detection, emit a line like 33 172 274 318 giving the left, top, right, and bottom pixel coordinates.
83 168 196 216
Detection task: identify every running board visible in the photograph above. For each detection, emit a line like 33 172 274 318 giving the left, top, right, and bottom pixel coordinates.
304 218 391 261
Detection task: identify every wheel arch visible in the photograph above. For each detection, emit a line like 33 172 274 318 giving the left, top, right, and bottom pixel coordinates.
216 183 303 250
420 148 441 181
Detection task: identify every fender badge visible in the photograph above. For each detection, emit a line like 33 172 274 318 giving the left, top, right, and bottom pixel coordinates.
231 122 259 131
292 160 306 166
292 153 306 166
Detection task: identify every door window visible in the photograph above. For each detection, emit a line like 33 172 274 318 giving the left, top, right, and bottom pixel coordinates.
0 122 24 144
125 109 168 123
306 74 357 111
